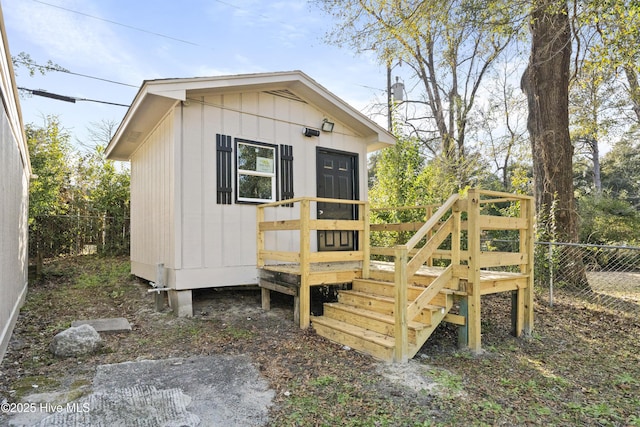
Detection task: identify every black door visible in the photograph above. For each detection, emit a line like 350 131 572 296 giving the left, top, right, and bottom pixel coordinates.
316 148 358 251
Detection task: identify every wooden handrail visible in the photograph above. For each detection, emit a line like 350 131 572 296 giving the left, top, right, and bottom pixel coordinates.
474 189 533 201
406 265 454 321
259 197 366 209
257 196 370 329
406 217 453 278
405 194 459 252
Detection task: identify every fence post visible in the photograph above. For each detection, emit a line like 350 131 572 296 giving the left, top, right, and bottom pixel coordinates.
36 223 43 278
549 242 554 307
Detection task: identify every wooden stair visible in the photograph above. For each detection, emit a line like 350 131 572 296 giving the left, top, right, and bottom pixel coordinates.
312 277 457 362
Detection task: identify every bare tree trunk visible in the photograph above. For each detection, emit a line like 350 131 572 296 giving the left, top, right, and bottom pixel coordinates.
589 137 602 193
522 0 589 289
624 65 640 123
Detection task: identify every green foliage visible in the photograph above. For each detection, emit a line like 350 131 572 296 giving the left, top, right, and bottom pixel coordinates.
28 117 130 258
600 138 640 207
577 193 640 245
369 136 425 209
576 0 640 70
74 145 130 217
12 52 68 77
27 117 73 219
317 0 517 164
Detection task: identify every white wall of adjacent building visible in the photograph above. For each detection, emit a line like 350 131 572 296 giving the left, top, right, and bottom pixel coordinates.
0 9 30 364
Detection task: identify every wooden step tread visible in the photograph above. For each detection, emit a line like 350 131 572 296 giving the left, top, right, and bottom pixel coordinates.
341 289 454 306
312 316 395 348
480 272 530 281
353 278 430 292
324 302 429 330
340 289 395 303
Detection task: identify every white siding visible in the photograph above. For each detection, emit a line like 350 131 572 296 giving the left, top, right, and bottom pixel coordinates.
130 110 176 283
0 24 29 362
170 90 370 289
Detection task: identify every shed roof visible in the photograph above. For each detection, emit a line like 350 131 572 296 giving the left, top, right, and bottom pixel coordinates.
106 70 395 161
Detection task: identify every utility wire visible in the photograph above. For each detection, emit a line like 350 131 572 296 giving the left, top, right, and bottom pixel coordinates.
18 87 130 107
13 59 139 88
32 0 204 48
32 0 296 51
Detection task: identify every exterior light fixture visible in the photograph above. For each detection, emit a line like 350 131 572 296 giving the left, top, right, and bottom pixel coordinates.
303 127 320 137
321 119 335 132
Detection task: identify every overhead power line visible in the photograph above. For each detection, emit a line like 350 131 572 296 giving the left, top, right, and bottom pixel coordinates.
31 0 295 51
32 0 205 48
13 58 139 88
18 87 130 107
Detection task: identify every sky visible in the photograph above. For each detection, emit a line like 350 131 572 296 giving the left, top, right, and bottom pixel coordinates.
2 0 398 148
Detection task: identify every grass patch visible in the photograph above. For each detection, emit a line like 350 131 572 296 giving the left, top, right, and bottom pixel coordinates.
11 376 61 400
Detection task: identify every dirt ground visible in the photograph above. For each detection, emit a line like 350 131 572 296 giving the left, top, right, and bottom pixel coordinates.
1 256 639 426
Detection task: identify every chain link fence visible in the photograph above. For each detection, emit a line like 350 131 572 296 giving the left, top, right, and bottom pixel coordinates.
29 215 130 264
534 241 640 315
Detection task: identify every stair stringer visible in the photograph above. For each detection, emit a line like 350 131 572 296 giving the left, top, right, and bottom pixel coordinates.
407 290 455 358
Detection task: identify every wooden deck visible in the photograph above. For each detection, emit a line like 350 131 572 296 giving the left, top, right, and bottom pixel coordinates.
257 190 535 361
258 261 528 321
260 261 527 291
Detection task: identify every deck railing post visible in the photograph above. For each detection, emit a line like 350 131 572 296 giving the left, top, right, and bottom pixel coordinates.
467 189 482 353
451 201 461 267
394 246 408 363
521 196 535 335
426 206 433 266
299 199 311 329
362 202 370 279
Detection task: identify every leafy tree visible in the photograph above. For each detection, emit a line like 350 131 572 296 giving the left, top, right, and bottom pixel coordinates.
578 193 640 245
316 0 516 188
475 54 530 190
74 121 130 255
26 116 73 219
369 136 424 209
574 1 640 124
569 65 622 194
600 138 640 208
27 117 130 259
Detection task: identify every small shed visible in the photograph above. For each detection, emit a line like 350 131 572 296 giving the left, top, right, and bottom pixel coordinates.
0 5 31 364
106 70 394 316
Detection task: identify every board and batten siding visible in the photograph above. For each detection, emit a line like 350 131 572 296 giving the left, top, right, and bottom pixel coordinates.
129 109 176 284
170 90 369 290
0 46 29 363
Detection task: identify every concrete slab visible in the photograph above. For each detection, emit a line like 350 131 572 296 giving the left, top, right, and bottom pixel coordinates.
6 355 274 426
71 318 132 334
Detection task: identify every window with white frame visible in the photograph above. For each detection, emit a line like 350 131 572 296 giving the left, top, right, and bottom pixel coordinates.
235 139 277 203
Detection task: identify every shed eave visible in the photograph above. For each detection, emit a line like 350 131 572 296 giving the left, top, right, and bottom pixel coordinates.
106 89 179 161
106 71 396 160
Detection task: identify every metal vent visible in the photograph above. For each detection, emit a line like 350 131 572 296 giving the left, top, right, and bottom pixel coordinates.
126 131 143 143
263 89 307 103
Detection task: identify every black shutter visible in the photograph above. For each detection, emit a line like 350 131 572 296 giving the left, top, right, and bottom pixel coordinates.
216 134 233 204
280 144 294 206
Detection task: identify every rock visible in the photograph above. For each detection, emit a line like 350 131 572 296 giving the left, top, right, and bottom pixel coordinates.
50 324 103 358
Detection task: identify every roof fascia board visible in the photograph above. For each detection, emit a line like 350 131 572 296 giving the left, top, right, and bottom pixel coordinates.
146 86 186 101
